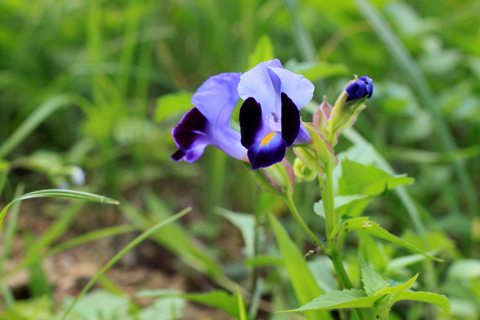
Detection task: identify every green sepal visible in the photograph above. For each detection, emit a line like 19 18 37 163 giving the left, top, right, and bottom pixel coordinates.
293 122 337 173
293 158 317 182
244 159 295 195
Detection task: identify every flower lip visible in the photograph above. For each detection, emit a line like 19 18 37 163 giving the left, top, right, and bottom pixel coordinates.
247 132 286 170
346 76 373 102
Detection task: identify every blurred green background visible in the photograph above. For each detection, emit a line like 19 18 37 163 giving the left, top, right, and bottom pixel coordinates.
0 0 479 318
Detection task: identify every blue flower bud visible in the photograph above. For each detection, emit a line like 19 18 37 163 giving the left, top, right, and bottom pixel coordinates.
346 76 373 102
324 75 374 145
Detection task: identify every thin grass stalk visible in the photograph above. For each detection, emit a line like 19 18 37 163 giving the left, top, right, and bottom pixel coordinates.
60 207 191 320
0 185 24 306
117 0 141 99
6 225 136 277
204 148 228 221
28 295 48 320
0 189 119 228
0 95 73 159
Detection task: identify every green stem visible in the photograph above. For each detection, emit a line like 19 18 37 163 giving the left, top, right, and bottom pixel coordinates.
284 192 327 252
321 165 368 320
321 168 336 240
329 246 353 289
375 306 390 320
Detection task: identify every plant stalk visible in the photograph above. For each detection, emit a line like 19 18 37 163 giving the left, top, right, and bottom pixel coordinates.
284 192 326 252
321 165 368 320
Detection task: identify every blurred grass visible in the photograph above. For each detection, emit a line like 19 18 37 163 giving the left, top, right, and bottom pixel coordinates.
0 0 479 318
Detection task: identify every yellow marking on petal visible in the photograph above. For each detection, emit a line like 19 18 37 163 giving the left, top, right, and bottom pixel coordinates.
261 132 276 146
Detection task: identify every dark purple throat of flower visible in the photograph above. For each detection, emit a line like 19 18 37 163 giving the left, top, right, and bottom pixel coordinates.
239 92 300 170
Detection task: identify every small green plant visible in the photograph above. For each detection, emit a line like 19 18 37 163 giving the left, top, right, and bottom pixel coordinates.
169 38 451 318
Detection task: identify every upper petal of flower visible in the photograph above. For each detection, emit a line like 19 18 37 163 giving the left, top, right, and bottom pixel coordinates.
191 73 242 129
238 59 284 119
171 73 248 162
267 67 314 110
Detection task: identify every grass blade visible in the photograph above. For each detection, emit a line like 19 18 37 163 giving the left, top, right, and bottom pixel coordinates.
269 214 333 320
7 224 136 276
47 225 136 257
60 207 191 320
0 95 73 159
28 295 48 320
0 189 119 228
236 286 248 320
0 170 9 198
0 184 24 307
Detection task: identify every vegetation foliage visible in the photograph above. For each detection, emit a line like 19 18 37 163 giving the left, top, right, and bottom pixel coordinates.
0 0 479 319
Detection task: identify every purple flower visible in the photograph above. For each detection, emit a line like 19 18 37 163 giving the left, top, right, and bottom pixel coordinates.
238 59 314 170
171 73 248 163
346 76 373 102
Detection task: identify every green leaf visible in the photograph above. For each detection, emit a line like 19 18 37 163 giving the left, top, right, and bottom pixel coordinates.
216 208 255 258
138 297 185 320
358 234 389 273
63 290 130 320
338 159 414 196
359 255 388 296
278 289 378 313
280 273 421 313
137 289 240 318
385 254 427 276
339 217 442 261
376 274 418 295
248 35 274 69
244 255 284 268
447 259 480 280
307 257 336 293
269 215 333 320
237 287 248 320
314 194 372 218
155 91 193 123
391 291 450 313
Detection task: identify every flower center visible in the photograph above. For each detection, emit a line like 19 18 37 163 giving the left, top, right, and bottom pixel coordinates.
260 132 276 146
